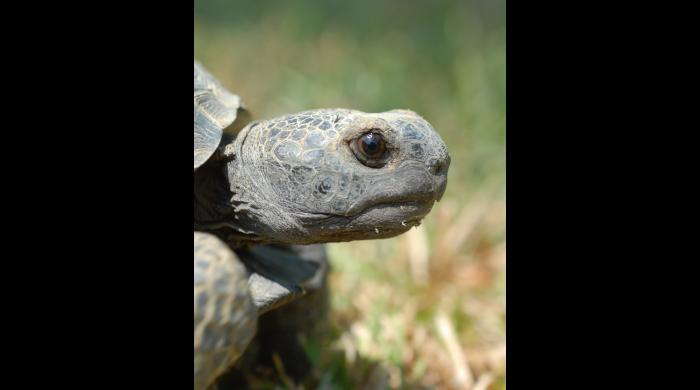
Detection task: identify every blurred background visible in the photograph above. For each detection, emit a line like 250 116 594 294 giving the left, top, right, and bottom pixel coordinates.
195 0 505 388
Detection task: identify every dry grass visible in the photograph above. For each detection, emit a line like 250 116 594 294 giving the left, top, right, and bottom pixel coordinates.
318 190 506 390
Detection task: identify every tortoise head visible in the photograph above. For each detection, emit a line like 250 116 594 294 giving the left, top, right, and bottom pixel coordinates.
219 108 450 245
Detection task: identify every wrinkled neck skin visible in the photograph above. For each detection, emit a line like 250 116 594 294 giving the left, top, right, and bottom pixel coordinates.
195 108 450 248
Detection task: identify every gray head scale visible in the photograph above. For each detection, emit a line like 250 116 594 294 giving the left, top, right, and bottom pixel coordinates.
218 108 450 245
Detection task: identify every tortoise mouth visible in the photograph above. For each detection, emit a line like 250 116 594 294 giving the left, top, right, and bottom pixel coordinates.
305 200 434 242
353 200 432 223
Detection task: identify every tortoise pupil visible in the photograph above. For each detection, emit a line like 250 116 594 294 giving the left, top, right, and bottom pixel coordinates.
359 132 385 158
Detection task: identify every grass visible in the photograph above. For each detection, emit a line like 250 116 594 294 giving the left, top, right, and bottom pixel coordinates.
196 1 505 388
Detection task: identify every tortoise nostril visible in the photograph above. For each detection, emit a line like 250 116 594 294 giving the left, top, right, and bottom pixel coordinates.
430 157 449 177
434 161 445 175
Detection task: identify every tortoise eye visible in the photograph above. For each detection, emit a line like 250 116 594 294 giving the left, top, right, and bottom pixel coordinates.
351 131 389 168
357 132 385 158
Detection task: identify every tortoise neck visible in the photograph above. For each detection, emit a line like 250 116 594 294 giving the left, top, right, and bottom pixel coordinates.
194 157 268 247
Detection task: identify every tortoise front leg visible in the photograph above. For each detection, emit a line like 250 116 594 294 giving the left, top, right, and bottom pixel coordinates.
194 232 257 390
216 244 330 387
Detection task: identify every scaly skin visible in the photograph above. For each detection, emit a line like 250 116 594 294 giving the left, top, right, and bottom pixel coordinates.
195 108 450 246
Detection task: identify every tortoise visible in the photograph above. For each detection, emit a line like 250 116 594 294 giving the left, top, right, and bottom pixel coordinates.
193 60 450 389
